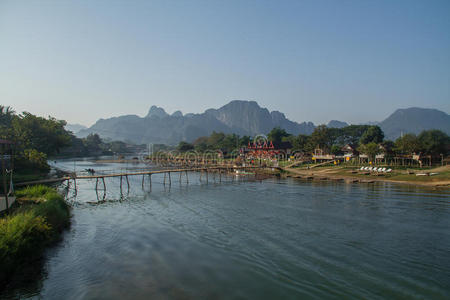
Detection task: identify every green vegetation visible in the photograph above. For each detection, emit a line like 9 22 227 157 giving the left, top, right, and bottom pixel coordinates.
60 132 147 157
174 131 251 154
173 125 449 163
0 185 70 285
1 105 72 183
357 142 381 162
0 106 143 184
326 165 450 184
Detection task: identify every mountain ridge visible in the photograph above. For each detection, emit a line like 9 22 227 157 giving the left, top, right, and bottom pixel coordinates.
77 101 449 144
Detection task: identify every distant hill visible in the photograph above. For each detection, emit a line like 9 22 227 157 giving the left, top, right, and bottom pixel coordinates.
77 102 449 145
327 120 348 128
65 123 87 134
379 107 450 140
77 100 315 145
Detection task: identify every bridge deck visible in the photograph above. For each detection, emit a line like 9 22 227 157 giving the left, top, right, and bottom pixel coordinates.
15 165 273 186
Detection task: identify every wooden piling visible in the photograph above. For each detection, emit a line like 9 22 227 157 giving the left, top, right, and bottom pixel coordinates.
149 174 152 189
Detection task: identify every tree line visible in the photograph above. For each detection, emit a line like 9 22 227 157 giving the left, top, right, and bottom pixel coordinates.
176 124 449 160
0 106 136 174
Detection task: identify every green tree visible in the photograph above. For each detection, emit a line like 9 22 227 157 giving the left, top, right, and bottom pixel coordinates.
268 127 290 146
417 130 449 155
394 133 420 155
12 112 72 155
358 142 381 162
83 133 103 152
308 125 333 151
335 125 371 145
359 126 384 145
177 141 194 152
239 135 251 147
291 134 310 151
331 145 342 155
207 131 226 148
0 105 16 140
193 136 209 152
109 141 128 153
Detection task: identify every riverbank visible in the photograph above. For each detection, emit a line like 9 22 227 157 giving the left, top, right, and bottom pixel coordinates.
282 165 450 188
0 186 71 287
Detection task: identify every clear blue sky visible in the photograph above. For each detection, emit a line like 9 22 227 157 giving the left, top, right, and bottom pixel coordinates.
1 0 449 126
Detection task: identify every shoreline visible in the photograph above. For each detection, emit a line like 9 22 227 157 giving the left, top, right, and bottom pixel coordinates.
281 166 450 189
0 186 71 288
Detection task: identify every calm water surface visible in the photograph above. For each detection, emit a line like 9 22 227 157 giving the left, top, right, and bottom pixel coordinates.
3 159 450 299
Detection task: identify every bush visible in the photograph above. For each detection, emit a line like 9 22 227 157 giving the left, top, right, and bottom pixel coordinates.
15 185 55 201
0 212 51 282
0 186 70 285
33 194 70 232
14 149 50 174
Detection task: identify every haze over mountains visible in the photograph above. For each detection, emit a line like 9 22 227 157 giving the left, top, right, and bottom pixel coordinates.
73 101 450 145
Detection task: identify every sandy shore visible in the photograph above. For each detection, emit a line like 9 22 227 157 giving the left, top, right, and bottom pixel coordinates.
282 166 450 188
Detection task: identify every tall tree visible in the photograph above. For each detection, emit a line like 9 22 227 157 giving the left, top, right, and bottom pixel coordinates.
417 130 449 155
359 126 384 145
358 142 381 162
12 112 71 155
308 125 333 151
268 127 290 146
394 133 420 155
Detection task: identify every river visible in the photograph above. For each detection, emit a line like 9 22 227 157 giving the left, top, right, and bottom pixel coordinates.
3 158 450 299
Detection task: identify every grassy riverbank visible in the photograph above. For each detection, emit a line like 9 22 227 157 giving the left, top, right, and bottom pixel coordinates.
0 185 70 286
283 165 450 187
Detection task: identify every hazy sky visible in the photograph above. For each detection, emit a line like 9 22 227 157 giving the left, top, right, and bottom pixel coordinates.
1 0 449 126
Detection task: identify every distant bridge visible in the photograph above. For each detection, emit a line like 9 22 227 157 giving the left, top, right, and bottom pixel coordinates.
16 165 280 194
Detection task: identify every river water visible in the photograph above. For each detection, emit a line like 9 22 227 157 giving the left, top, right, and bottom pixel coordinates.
3 158 450 299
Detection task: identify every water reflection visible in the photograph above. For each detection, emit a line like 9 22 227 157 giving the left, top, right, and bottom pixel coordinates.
2 159 449 299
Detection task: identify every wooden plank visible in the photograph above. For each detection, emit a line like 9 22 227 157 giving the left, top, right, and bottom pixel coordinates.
15 166 276 186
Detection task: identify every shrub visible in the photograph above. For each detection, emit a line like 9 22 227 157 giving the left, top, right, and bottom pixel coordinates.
32 194 70 232
0 212 51 282
15 185 55 201
0 186 70 285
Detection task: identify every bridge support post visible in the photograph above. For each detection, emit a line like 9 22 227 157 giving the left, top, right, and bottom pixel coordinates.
126 175 130 190
142 175 145 188
149 174 152 190
120 176 123 193
102 177 106 192
186 171 188 184
168 172 171 185
95 178 98 191
163 172 166 185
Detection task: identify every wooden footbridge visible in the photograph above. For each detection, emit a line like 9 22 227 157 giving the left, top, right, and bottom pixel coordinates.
16 165 277 193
